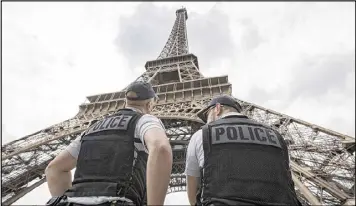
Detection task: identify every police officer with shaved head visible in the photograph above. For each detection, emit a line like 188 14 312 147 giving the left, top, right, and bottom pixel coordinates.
185 95 301 206
45 81 173 206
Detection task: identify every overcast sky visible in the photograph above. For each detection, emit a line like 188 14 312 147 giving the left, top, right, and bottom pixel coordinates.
2 2 355 205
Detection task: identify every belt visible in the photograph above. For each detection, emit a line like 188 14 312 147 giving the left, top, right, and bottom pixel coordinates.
46 196 134 206
68 200 134 206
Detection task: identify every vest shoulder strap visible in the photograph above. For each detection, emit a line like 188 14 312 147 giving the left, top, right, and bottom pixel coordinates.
202 125 212 163
115 109 144 137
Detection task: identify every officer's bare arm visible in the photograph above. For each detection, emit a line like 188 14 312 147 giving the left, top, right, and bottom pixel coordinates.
187 175 199 205
185 130 202 205
144 127 173 205
45 150 77 197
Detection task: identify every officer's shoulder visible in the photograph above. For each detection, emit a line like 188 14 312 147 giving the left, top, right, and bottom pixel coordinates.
140 114 161 122
195 128 203 133
192 129 203 139
186 130 202 144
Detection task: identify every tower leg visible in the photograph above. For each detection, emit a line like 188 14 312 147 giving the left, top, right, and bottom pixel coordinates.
292 173 321 205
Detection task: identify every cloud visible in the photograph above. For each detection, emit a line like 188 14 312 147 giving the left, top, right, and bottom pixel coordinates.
115 2 237 76
1 124 16 145
115 3 175 69
187 4 236 72
238 18 266 52
2 2 141 138
288 52 355 101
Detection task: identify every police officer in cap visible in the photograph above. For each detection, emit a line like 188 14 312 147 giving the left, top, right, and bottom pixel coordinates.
45 81 173 206
185 95 301 206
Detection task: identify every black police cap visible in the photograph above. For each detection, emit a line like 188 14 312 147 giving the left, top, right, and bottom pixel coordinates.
197 95 242 123
125 81 158 101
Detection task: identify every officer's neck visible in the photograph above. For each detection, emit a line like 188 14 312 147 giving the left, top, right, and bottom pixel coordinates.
125 106 145 114
217 112 246 120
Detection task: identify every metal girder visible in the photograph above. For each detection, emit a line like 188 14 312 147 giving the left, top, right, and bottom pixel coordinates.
343 198 356 205
291 161 351 201
2 178 47 206
240 101 354 204
292 173 321 205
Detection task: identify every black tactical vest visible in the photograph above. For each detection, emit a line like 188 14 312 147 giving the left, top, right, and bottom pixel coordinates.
199 115 300 206
64 109 147 205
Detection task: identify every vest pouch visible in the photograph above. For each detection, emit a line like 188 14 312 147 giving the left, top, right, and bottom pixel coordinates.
70 133 135 197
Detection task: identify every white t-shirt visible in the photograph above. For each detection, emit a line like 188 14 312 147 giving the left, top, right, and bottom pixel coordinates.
65 108 165 204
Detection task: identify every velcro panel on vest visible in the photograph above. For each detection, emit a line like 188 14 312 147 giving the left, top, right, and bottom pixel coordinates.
84 114 133 136
201 119 295 205
211 124 282 148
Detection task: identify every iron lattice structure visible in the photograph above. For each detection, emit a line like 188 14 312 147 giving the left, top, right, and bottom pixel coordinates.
2 8 355 206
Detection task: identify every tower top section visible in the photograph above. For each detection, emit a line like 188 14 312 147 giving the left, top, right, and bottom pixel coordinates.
176 7 188 20
157 7 189 59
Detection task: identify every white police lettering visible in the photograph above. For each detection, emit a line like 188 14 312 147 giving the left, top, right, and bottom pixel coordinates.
85 115 133 136
211 125 281 148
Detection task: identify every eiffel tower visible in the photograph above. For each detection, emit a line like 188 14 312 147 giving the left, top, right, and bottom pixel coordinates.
2 7 355 206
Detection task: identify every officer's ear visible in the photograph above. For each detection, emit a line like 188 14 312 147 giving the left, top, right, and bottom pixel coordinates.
145 101 151 111
216 103 223 116
146 98 155 111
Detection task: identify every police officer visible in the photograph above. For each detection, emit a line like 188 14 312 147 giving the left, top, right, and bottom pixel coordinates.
45 81 173 206
185 95 301 206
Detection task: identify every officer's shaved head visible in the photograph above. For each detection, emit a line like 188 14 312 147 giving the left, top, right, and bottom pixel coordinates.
220 105 238 113
207 104 241 123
